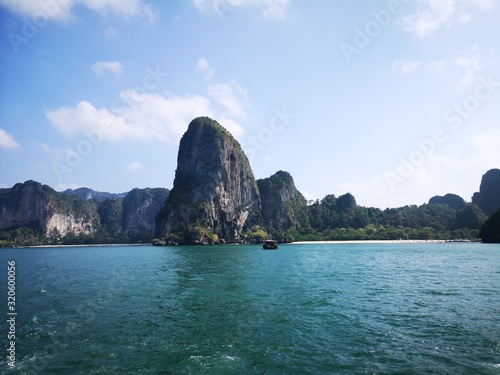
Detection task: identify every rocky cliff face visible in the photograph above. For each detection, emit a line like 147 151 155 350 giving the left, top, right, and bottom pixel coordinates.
0 180 97 238
472 169 500 216
0 181 169 243
480 208 500 243
257 171 309 240
122 188 169 238
155 117 261 243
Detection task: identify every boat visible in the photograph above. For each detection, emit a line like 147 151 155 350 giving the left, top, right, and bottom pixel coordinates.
263 239 278 250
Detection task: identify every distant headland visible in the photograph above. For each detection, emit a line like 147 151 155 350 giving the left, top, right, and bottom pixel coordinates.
1 117 499 246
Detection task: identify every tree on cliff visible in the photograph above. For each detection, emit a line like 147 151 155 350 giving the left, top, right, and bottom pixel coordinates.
428 193 466 211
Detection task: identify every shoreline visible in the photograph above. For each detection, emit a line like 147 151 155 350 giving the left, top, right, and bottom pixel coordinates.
2 239 479 249
290 239 471 245
19 243 150 249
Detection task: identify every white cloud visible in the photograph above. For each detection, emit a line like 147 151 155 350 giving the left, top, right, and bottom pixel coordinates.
218 117 244 139
392 59 422 74
196 58 251 117
48 58 249 146
127 161 144 172
47 100 129 140
193 0 289 19
425 60 448 77
400 0 496 37
0 0 157 24
196 58 214 81
46 91 213 144
208 81 250 118
81 0 157 22
392 46 492 86
90 60 124 76
453 45 486 85
0 129 21 149
0 0 74 23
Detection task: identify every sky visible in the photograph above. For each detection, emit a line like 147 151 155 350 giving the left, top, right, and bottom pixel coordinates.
0 0 499 209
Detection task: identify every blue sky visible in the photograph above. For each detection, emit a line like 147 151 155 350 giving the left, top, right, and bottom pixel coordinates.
1 0 499 208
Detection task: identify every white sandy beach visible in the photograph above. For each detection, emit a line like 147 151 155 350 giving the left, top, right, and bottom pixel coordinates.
290 239 457 245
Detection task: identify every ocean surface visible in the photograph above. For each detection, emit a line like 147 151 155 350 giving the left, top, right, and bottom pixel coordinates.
0 242 499 374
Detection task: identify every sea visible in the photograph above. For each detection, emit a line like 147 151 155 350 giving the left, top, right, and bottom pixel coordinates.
0 242 499 375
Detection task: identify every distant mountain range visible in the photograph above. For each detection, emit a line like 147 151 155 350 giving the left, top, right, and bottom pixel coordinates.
1 117 499 246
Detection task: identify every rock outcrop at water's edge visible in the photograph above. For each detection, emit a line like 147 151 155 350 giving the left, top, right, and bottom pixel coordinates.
257 171 310 242
479 208 500 243
0 181 170 246
0 180 98 239
155 117 261 244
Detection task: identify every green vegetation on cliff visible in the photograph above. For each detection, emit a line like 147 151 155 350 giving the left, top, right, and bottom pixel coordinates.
0 181 169 246
2 116 498 246
299 200 485 241
257 170 310 242
155 116 261 244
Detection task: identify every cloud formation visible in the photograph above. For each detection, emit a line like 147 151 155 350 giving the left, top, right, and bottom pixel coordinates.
0 128 21 149
196 58 215 81
400 0 496 37
90 61 124 76
127 161 144 172
193 0 289 19
208 82 250 118
392 46 492 86
46 92 213 144
47 57 248 145
0 0 157 23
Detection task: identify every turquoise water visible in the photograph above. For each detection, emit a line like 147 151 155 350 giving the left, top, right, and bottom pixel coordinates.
0 243 499 374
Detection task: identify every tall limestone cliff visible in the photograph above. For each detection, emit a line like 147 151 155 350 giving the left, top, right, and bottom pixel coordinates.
471 168 500 216
0 180 98 238
257 171 310 241
122 188 170 240
155 117 261 244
